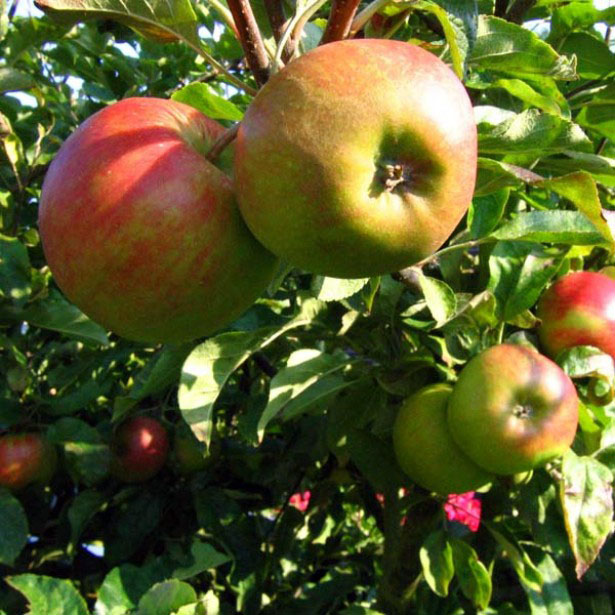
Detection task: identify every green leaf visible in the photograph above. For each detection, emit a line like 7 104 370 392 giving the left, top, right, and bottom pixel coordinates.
492 211 607 246
136 580 197 615
575 83 615 142
478 109 591 156
0 67 36 93
257 349 350 440
67 489 107 555
171 540 231 580
420 530 454 597
470 16 576 79
475 158 542 196
523 547 574 615
178 300 324 447
491 78 564 117
560 32 615 80
0 233 31 307
468 189 509 239
450 538 492 611
6 574 89 615
311 276 369 302
172 83 244 122
0 489 28 566
417 271 457 326
47 417 111 485
559 450 614 579
558 346 615 406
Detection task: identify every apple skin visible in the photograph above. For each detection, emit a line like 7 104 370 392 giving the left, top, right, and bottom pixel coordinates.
172 424 217 475
110 417 169 483
39 97 278 344
447 344 579 475
234 39 477 278
537 271 615 361
392 384 493 495
0 433 57 490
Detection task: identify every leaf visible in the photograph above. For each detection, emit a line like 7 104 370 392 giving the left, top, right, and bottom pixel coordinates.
171 541 231 580
560 32 615 80
475 158 543 196
6 574 89 615
450 538 492 611
0 234 31 307
492 211 607 247
468 189 509 239
470 15 576 79
178 300 324 447
417 272 457 326
257 349 350 440
0 67 36 93
559 450 614 579
0 489 28 566
523 547 574 615
420 530 454 597
557 346 615 406
35 0 200 46
136 580 197 615
67 489 107 555
311 276 369 302
47 417 111 486
575 84 615 141
478 109 591 156
492 78 564 117
172 83 244 122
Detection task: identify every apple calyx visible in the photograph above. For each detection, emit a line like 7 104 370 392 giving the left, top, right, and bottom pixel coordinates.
377 161 413 193
512 403 533 420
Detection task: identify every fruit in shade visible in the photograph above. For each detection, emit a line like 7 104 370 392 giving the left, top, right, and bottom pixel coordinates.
111 417 169 483
447 344 579 475
392 384 493 495
537 271 615 361
172 424 211 474
234 38 477 278
39 97 278 344
0 433 57 490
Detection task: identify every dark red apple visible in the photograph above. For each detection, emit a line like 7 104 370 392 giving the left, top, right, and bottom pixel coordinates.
110 416 169 483
0 433 57 490
39 97 278 344
234 39 477 278
537 271 615 361
447 344 579 475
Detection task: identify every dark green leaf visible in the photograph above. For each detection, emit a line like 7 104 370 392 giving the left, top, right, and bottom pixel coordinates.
0 489 28 566
0 233 31 307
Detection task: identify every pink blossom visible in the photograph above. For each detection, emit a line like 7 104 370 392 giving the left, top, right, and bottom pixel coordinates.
444 491 481 532
289 490 311 512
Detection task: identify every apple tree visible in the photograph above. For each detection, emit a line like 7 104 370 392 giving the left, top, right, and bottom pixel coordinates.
1 0 615 613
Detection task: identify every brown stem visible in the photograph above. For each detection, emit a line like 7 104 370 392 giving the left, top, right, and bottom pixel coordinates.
320 0 361 44
264 0 288 43
494 0 508 18
226 0 271 86
205 123 240 163
506 0 537 23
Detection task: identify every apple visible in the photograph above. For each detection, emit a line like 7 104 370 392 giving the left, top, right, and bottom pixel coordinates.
234 39 477 278
447 344 579 475
110 416 169 483
0 433 57 490
537 271 615 361
39 97 278 344
172 424 216 475
392 384 493 495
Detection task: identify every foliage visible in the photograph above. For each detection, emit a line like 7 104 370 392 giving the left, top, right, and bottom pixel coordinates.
1 0 615 613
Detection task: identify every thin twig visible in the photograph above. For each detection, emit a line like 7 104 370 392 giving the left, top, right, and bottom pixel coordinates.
320 0 361 44
227 0 271 86
205 123 240 163
348 0 390 37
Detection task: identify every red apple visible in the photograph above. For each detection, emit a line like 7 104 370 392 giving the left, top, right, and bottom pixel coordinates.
447 344 579 475
537 271 615 361
0 433 57 490
234 39 477 278
39 97 278 344
392 384 493 495
111 416 169 483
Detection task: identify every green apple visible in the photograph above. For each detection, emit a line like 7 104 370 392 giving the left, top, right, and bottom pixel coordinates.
39 97 278 344
392 384 493 495
447 344 579 475
234 39 477 278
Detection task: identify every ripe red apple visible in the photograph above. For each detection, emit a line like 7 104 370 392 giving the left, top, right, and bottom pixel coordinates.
234 39 477 278
39 97 278 344
537 271 615 361
0 433 57 490
110 416 169 483
392 384 493 495
447 344 579 475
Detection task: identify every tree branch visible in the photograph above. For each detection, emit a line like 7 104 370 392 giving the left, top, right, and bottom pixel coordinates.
264 0 287 43
506 0 537 23
320 0 361 45
227 0 271 86
494 0 508 18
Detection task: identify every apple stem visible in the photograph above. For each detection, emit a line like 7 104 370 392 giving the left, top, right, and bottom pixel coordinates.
206 123 240 163
320 0 361 44
226 0 271 86
348 0 390 37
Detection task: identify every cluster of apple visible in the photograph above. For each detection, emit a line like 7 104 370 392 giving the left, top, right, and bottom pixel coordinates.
393 270 615 495
37 38 477 344
0 417 211 490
